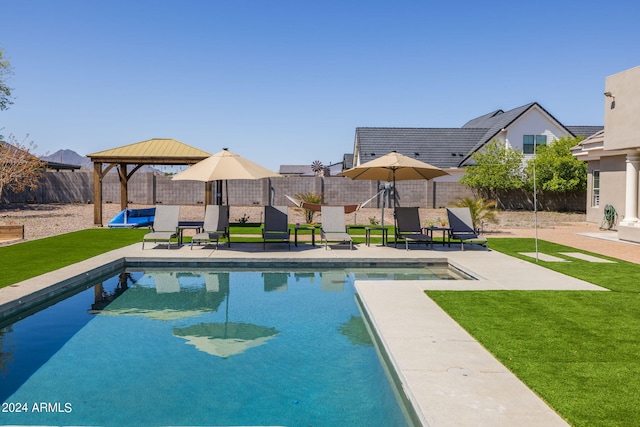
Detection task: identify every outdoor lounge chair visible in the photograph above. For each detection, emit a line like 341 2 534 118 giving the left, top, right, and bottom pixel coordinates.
191 205 230 249
394 207 432 250
142 205 180 249
446 207 488 251
320 206 353 250
262 205 291 250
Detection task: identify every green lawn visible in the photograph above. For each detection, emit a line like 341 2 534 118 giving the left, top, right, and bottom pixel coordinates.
0 228 146 288
427 238 640 427
488 238 640 293
0 226 385 288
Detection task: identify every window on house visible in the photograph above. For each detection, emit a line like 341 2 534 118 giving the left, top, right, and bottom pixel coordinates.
523 135 547 154
592 170 600 207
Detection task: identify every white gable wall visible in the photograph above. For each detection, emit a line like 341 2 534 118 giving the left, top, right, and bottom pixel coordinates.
504 106 571 159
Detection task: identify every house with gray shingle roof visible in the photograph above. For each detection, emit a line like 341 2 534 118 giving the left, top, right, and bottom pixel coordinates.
351 102 603 185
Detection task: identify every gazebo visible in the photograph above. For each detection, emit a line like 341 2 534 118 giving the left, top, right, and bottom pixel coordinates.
88 138 211 226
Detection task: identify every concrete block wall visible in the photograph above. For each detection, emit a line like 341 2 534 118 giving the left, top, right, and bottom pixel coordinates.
270 177 323 205
1 171 93 204
322 177 379 206
395 181 427 207
155 175 204 205
103 172 157 205
3 170 570 212
226 179 269 206
431 182 475 208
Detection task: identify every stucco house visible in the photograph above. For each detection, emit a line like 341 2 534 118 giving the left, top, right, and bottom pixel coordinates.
571 65 640 244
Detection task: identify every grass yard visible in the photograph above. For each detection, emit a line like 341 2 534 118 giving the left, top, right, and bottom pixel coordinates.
0 228 146 289
427 238 640 427
488 238 640 293
0 226 384 289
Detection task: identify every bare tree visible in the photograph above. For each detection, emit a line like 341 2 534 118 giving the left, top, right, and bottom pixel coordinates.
0 135 45 201
0 48 14 111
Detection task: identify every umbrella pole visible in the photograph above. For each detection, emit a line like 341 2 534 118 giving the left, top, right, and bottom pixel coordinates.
380 185 386 226
393 173 397 237
393 173 397 209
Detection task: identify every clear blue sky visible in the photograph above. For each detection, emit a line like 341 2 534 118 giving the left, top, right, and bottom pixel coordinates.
1 0 638 170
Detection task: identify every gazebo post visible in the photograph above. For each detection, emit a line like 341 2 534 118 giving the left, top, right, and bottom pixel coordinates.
93 162 103 226
118 162 129 211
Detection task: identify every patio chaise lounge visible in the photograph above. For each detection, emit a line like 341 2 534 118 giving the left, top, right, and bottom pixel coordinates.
446 207 488 251
394 207 432 250
262 205 291 250
142 205 180 249
320 206 353 250
191 205 230 249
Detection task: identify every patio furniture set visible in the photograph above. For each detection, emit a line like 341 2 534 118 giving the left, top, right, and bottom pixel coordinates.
142 204 488 251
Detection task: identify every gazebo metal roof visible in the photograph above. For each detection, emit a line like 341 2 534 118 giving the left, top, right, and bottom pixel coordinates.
88 138 211 164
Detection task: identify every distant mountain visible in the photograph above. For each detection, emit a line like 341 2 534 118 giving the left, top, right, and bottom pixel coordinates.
42 149 92 168
42 149 163 173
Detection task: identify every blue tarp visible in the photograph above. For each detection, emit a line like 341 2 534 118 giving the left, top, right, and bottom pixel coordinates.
108 208 156 228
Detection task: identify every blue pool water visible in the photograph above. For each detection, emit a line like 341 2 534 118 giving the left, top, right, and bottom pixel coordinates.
0 266 457 426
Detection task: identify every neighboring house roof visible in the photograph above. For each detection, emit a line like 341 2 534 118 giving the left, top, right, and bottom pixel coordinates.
279 165 316 176
462 109 505 128
343 153 354 170
355 127 487 169
280 163 343 176
566 126 604 138
1 141 79 171
355 102 603 170
43 161 81 171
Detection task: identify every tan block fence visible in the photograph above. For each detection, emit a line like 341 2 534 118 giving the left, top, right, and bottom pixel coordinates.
2 171 585 211
1 171 474 209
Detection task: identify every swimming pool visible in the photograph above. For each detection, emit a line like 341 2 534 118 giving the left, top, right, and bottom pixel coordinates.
0 265 466 426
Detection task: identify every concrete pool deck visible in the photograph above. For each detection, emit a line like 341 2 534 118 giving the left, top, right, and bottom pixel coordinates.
0 241 607 426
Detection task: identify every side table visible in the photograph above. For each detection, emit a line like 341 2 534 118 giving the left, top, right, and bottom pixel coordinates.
178 221 204 246
425 226 451 247
294 225 317 247
365 226 388 246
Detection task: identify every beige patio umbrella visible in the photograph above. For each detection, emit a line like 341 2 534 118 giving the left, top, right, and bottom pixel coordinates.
172 148 280 204
339 151 449 223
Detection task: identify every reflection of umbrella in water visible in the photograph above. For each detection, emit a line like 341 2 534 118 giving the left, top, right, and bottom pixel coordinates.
172 148 280 205
173 278 279 359
101 272 229 321
339 316 373 347
173 322 279 359
340 151 449 224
